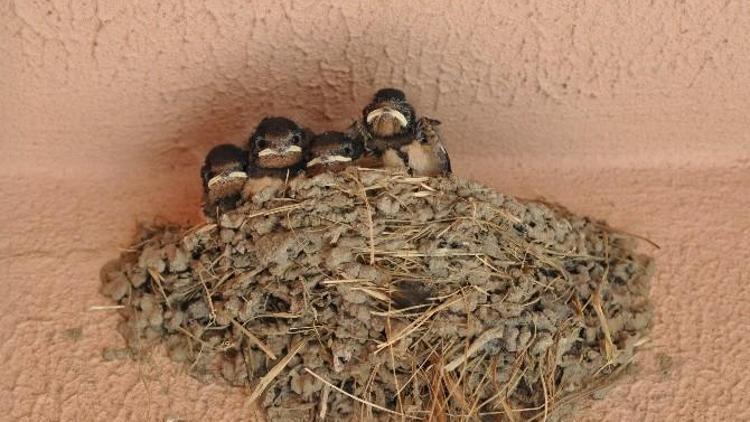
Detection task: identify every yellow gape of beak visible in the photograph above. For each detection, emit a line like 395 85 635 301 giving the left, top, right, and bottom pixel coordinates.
257 145 303 157
366 108 409 128
306 155 353 168
207 171 248 188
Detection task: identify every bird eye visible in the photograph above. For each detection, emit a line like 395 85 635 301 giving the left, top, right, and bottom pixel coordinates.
342 145 353 155
256 139 268 149
290 134 301 145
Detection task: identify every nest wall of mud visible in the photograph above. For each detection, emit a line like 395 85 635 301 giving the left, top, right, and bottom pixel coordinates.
101 169 653 421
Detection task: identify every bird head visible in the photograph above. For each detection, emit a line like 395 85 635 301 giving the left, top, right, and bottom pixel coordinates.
362 88 416 138
249 117 309 169
306 131 364 174
201 144 248 193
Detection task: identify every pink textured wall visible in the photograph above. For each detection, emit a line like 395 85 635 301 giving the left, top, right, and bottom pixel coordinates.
2 1 749 420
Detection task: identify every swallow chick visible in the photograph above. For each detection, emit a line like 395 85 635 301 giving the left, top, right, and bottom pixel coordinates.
306 131 364 176
363 88 416 139
243 117 310 198
400 117 452 177
201 144 249 217
361 88 418 170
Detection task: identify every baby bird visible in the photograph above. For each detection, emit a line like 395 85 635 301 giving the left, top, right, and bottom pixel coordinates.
201 144 249 218
401 117 452 177
243 117 310 197
363 88 416 139
361 88 418 170
306 131 364 176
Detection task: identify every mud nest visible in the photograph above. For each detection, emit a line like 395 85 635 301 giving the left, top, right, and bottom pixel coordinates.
101 168 653 421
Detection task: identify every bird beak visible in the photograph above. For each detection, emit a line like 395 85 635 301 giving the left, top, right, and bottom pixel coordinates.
228 171 249 178
366 107 408 128
257 148 278 157
305 157 322 168
207 171 248 188
326 155 353 163
258 145 303 157
306 155 352 167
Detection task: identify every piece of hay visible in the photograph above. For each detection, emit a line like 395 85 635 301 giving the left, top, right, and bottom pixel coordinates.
249 339 307 404
101 168 654 421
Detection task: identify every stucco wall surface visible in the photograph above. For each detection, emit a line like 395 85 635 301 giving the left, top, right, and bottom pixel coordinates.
1 1 749 421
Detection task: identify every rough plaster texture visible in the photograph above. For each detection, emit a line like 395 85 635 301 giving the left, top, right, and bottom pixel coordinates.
1 1 749 420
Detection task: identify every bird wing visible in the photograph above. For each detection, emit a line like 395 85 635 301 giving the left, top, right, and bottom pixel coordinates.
418 117 452 174
438 141 452 173
346 120 372 150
